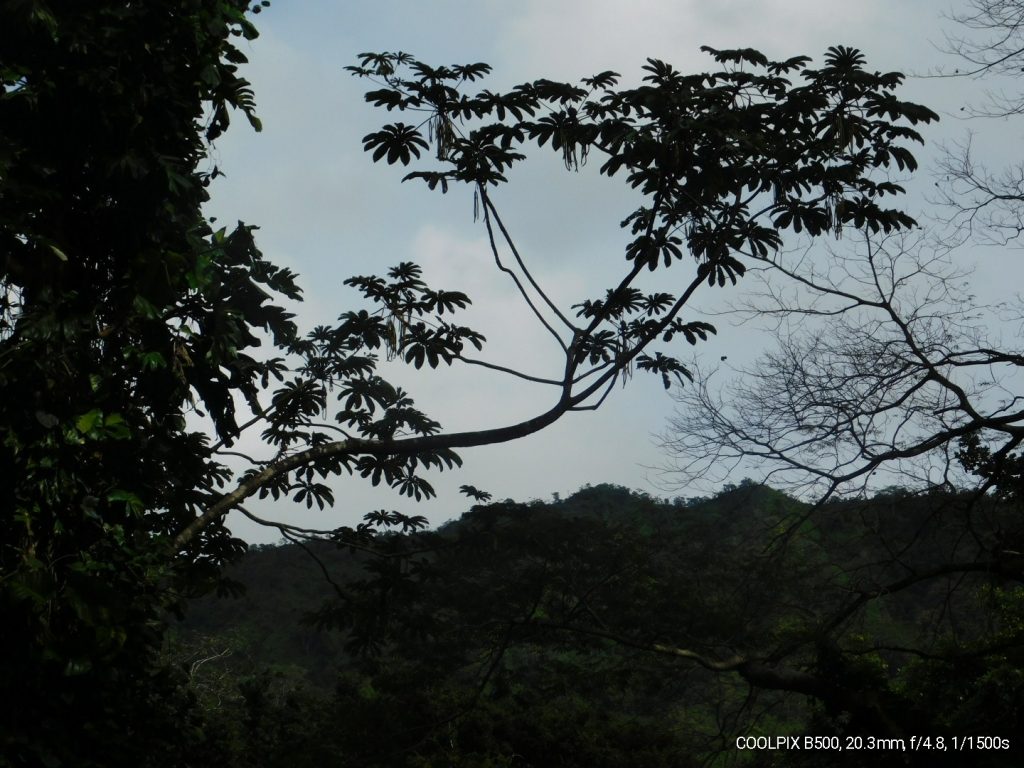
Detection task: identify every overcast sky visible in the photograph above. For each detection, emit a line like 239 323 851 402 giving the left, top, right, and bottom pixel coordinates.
205 0 1018 542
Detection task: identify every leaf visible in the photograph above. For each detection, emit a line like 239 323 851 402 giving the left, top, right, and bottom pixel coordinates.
460 484 493 502
582 70 620 89
75 409 103 435
101 413 131 440
35 411 59 429
107 489 145 515
362 123 429 165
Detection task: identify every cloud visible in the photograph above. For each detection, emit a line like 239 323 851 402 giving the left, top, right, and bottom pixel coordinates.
492 0 896 83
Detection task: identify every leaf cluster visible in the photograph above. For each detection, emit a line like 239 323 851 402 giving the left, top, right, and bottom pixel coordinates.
348 45 937 391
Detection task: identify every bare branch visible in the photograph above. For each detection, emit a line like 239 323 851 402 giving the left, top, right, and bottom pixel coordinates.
663 230 1024 496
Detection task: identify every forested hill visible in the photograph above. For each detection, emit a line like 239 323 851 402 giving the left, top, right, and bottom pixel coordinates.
174 482 1021 767
179 482 797 682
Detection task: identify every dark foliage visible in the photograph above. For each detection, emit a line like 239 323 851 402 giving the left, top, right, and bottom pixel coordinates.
180 483 1023 766
0 2 295 765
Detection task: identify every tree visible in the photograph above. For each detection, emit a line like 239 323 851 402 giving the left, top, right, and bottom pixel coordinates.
183 44 937 541
934 0 1024 245
177 44 937 550
1 2 936 763
663 228 1023 496
1 2 298 765
181 484 1021 766
661 4 1024 516
653 4 1024 757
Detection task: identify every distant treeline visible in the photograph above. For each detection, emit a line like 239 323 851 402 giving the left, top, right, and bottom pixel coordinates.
174 482 1023 767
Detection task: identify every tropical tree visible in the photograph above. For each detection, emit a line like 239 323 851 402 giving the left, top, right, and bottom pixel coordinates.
655 2 1024 758
183 43 938 548
1 2 293 765
1 1 936 763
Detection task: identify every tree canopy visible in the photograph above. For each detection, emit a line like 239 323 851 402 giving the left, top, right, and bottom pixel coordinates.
178 483 1023 766
1 2 295 764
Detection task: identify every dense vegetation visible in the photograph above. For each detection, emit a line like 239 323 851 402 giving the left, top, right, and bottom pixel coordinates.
177 483 1023 766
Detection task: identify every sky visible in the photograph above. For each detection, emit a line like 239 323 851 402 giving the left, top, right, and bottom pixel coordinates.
204 0 1019 542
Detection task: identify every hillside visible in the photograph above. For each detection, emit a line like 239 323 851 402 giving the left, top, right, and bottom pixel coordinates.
173 482 1023 767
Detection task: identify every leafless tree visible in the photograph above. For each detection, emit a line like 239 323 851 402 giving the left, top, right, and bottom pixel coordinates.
939 0 1024 117
933 0 1024 244
664 0 1024 502
664 229 1024 499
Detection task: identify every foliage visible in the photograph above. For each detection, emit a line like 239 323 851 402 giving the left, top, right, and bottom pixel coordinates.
181 483 1023 766
345 46 936 391
0 1 295 764
1 3 942 764
181 485 786 766
178 42 940 560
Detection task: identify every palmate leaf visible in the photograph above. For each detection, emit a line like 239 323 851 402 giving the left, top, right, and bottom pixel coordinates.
699 46 771 67
600 286 644 318
336 376 398 415
362 509 429 532
574 330 617 365
333 309 388 350
292 480 335 510
581 70 620 89
349 51 414 76
424 289 471 314
362 123 429 165
403 170 451 192
451 62 492 82
394 472 435 500
660 320 717 345
640 57 682 85
636 352 694 389
364 406 441 439
459 484 493 502
387 261 423 281
642 292 675 317
363 88 419 111
411 448 462 471
823 45 866 69
698 256 746 287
